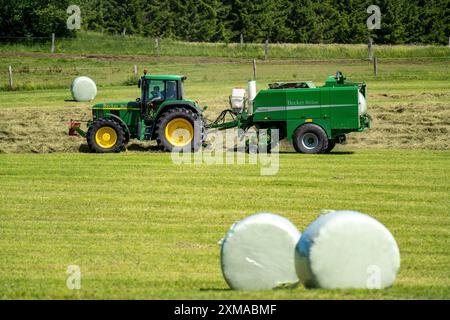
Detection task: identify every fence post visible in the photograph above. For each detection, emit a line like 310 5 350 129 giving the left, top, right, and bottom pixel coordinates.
134 65 138 77
122 28 127 36
368 38 373 61
240 34 244 46
448 36 450 48
252 58 257 80
264 39 269 61
8 66 13 90
373 56 378 76
155 38 160 57
51 33 55 54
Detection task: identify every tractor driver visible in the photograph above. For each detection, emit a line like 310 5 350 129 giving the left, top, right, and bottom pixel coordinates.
150 86 162 100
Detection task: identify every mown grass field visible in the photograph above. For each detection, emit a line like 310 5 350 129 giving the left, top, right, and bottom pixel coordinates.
0 37 449 299
0 150 449 299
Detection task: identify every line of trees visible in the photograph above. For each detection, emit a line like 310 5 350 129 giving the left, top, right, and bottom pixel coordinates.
1 0 449 45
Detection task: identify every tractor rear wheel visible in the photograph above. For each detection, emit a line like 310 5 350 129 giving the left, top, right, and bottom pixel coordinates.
293 124 328 154
155 107 204 152
87 118 126 153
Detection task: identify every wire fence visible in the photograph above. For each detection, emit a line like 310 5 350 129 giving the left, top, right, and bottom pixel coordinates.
1 34 450 91
1 34 449 60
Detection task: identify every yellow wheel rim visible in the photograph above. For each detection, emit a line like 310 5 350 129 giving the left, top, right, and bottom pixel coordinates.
95 126 118 149
165 118 194 147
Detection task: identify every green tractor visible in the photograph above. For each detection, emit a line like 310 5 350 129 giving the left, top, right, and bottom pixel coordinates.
70 70 205 152
70 70 370 154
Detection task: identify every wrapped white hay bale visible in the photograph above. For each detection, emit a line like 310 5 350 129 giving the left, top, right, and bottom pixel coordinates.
220 213 301 290
295 210 400 289
71 76 97 102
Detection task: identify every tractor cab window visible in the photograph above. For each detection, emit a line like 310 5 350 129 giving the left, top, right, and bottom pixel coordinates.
148 80 165 101
146 80 178 101
165 81 177 100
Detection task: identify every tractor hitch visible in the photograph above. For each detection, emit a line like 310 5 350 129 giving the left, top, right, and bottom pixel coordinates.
68 119 86 138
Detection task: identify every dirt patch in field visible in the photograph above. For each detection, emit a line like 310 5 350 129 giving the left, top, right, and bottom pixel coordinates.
0 101 448 153
1 51 443 66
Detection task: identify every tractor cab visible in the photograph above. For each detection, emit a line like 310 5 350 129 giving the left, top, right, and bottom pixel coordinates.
138 72 186 116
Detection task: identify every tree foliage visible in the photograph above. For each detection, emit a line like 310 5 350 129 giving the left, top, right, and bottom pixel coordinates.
0 0 448 44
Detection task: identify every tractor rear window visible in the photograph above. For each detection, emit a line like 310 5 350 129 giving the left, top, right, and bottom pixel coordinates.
165 81 177 100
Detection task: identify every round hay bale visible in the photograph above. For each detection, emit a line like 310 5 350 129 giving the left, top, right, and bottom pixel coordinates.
221 213 301 290
295 210 400 289
71 76 97 102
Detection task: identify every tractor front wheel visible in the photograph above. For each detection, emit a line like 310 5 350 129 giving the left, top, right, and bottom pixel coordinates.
87 118 126 153
293 124 328 154
156 107 204 152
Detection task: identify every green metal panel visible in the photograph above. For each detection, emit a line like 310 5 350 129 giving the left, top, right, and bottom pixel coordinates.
92 101 142 138
320 88 331 128
252 90 286 121
326 86 359 129
285 88 322 120
92 101 140 110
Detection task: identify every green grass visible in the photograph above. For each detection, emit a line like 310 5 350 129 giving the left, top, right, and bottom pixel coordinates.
1 31 450 60
0 150 449 299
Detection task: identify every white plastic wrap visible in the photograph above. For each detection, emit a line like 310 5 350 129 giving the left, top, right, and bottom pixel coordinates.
248 80 256 101
295 211 400 289
358 91 367 115
230 88 246 110
247 80 256 115
71 76 97 102
221 213 301 290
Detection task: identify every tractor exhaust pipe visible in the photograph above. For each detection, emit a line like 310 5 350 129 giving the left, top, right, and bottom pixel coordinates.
248 80 256 115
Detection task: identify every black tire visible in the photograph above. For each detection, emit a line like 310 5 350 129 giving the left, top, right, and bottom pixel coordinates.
110 118 130 144
87 118 126 153
155 107 204 152
324 139 336 153
292 123 328 154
